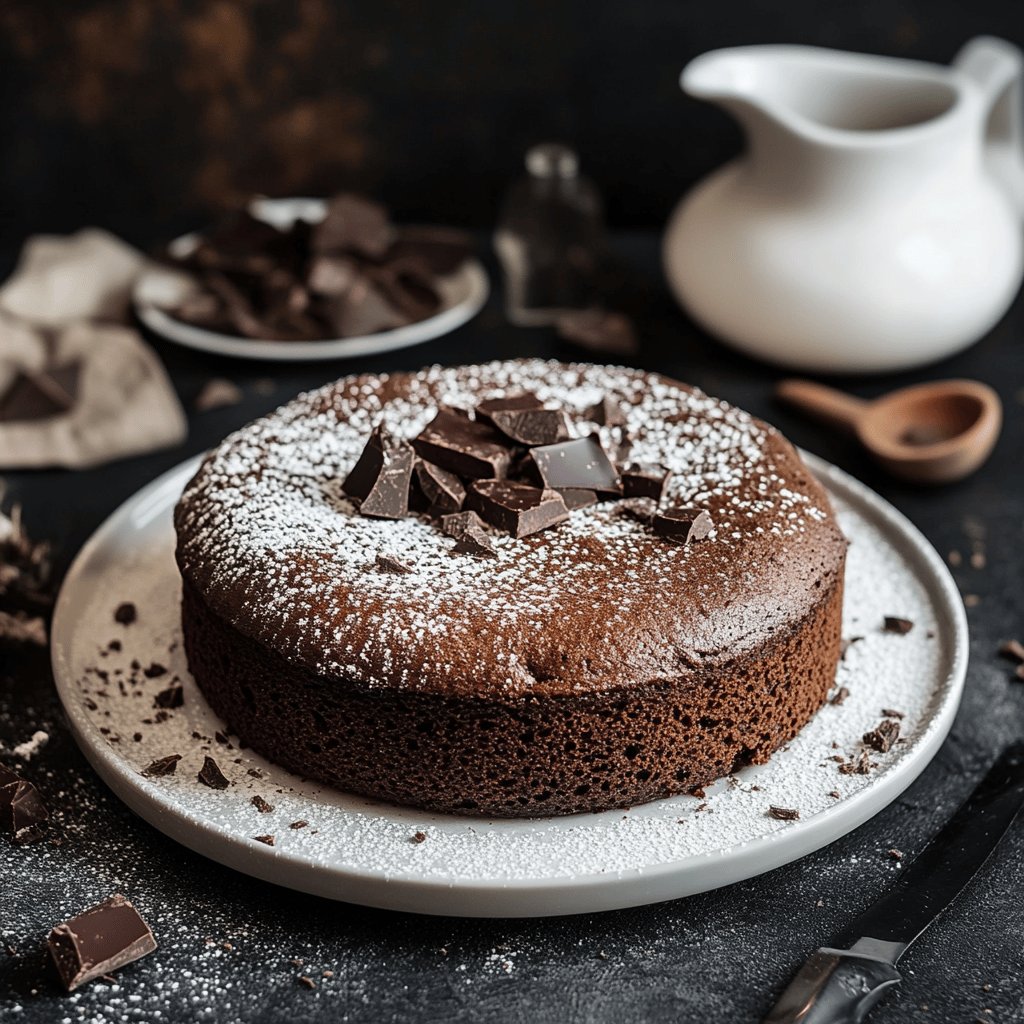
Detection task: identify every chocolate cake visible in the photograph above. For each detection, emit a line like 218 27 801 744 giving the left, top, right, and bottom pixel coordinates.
174 360 846 817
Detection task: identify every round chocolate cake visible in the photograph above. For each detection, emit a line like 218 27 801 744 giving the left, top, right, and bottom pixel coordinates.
175 359 846 817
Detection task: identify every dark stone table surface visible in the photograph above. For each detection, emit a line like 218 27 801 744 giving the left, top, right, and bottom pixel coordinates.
2 235 1023 1023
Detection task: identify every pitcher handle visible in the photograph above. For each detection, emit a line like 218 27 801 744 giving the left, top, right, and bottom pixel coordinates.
955 35 1024 216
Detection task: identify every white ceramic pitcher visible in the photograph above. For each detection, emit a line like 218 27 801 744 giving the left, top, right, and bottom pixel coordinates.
663 37 1024 373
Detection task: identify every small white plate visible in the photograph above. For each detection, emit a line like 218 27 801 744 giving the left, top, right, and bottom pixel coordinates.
52 453 966 917
133 197 489 362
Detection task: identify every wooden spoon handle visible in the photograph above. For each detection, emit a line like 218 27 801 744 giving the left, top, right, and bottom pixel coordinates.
775 379 869 435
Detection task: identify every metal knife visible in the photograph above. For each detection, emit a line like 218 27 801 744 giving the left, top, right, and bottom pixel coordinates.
763 742 1024 1024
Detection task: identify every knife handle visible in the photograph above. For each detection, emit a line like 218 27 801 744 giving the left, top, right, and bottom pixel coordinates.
762 947 902 1024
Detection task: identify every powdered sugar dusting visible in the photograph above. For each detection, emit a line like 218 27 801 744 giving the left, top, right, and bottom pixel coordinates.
50 452 964 914
175 360 836 696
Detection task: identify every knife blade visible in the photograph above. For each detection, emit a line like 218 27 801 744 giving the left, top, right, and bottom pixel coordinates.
763 742 1024 1024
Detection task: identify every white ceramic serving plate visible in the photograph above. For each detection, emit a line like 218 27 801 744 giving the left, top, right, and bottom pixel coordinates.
52 453 966 918
133 197 489 362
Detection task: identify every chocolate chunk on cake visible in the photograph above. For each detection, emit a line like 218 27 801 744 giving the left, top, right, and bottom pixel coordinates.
174 360 846 817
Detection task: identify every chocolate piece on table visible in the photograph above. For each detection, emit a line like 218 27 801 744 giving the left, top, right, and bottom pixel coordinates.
153 685 184 710
413 408 513 479
556 309 639 357
48 894 157 992
527 436 621 496
141 754 181 778
584 394 627 428
883 616 914 635
197 755 229 790
0 361 82 423
621 463 670 500
375 553 414 575
489 407 571 447
559 488 598 511
467 480 569 538
312 193 394 259
475 392 542 423
0 763 48 839
414 460 465 514
653 506 714 544
343 427 415 519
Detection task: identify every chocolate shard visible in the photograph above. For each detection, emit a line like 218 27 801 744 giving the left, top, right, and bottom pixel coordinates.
863 719 900 753
341 427 415 520
251 795 274 813
475 392 542 424
883 616 914 635
312 193 394 259
413 460 465 514
153 685 184 709
141 754 181 778
444 509 497 557
0 763 49 839
466 480 569 538
48 894 157 992
412 408 513 479
197 755 229 790
440 510 488 540
584 394 627 428
375 553 414 575
0 361 82 423
489 407 571 447
559 488 598 511
527 436 621 496
620 463 670 500
114 602 137 626
653 506 714 545
767 805 800 821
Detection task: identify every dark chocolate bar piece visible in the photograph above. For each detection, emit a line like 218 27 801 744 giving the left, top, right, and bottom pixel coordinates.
413 408 513 479
414 460 465 514
0 763 48 841
621 463 670 500
489 407 571 447
48 894 157 992
527 437 620 496
467 480 569 538
653 506 713 544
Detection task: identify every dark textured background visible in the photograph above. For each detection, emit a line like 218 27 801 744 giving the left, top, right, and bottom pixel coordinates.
1 0 1024 247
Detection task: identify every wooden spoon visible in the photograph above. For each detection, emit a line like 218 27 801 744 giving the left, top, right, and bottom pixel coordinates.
776 378 1002 484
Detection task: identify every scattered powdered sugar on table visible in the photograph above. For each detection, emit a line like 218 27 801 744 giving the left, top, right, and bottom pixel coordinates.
175 359 834 696
52 455 960 902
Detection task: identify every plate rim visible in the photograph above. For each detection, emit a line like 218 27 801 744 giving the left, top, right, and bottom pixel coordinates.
132 196 489 362
51 452 968 917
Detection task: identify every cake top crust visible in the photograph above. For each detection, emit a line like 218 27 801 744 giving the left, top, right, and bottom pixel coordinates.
174 359 846 699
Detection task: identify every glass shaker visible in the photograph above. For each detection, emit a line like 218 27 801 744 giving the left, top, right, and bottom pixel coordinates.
494 144 606 327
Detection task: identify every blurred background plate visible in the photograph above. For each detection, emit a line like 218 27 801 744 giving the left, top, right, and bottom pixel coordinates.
133 197 489 362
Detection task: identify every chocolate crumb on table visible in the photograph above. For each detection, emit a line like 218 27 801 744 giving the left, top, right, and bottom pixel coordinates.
48 894 156 992
882 616 914 635
767 805 800 821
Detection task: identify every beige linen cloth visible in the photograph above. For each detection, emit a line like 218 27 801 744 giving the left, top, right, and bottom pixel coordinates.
0 229 187 468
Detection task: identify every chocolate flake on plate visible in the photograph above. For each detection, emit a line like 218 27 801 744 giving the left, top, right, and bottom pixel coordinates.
413 408 513 480
251 795 274 813
829 686 850 706
881 708 905 720
467 480 569 538
0 763 48 840
653 506 713 545
863 719 900 753
141 754 181 778
888 848 904 860
197 755 229 790
489 407 571 446
48 894 156 992
411 831 427 843
620 463 670 500
153 685 184 709
527 436 620 496
767 805 800 821
289 820 309 829
114 602 137 626
839 750 877 775
143 662 167 679
374 553 414 575
253 834 275 846
883 616 914 635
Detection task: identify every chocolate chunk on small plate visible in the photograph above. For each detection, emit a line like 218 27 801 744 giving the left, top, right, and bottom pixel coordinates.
882 616 914 635
141 754 182 778
48 894 156 992
197 755 229 790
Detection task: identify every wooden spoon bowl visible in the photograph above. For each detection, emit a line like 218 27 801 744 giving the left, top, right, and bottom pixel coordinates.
776 378 1002 484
